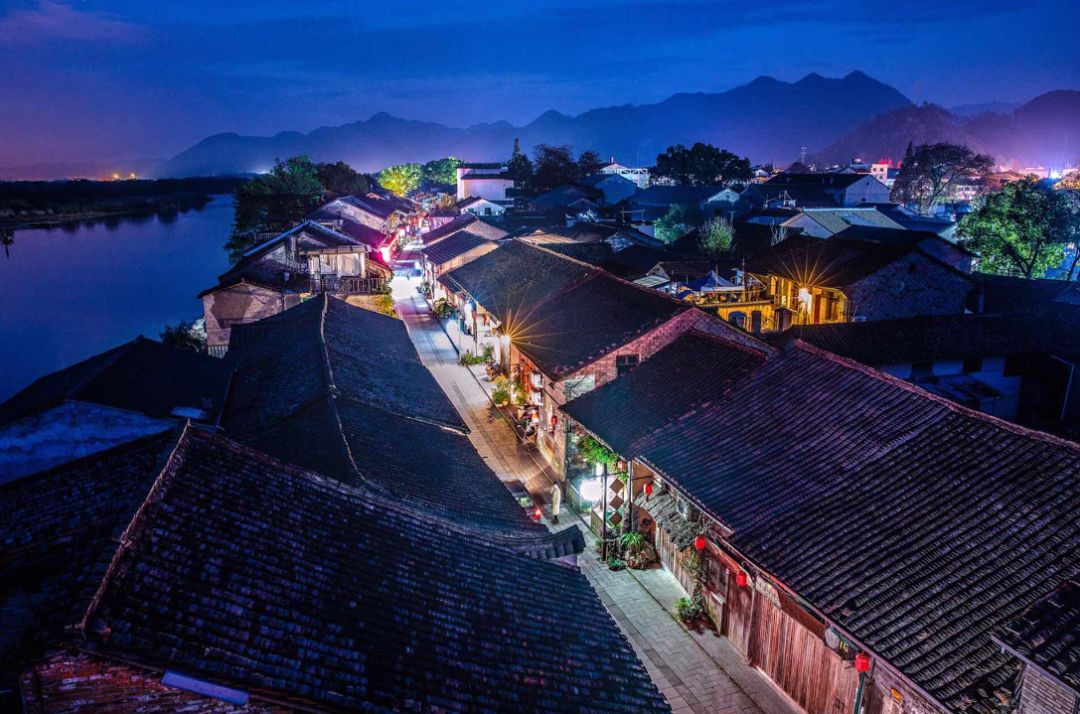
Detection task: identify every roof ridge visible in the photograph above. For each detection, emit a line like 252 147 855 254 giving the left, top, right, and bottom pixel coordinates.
315 293 365 481
79 423 193 634
794 339 1080 452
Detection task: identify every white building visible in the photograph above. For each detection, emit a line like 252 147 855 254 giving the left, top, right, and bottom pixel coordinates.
456 163 515 202
600 159 650 189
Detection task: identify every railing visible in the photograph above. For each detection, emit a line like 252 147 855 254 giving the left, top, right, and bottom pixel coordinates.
308 275 386 295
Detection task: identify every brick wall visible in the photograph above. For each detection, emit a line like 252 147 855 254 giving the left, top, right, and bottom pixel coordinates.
847 254 971 322
20 650 289 713
1019 667 1079 714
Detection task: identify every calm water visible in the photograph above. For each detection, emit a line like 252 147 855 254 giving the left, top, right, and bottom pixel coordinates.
0 195 234 401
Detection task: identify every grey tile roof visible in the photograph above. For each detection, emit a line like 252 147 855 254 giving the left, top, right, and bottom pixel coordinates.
563 332 768 456
5 427 665 712
0 337 233 428
994 580 1080 696
779 306 1080 365
629 340 1080 712
223 295 563 537
420 229 495 266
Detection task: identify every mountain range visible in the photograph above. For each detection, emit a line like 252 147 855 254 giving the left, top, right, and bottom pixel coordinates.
159 71 913 176
140 73 1080 177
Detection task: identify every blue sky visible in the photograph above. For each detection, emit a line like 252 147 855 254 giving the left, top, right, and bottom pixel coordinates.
0 0 1077 166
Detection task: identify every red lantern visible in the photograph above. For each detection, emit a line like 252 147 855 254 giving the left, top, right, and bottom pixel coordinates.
735 571 748 588
643 482 654 496
617 459 627 472
693 535 706 551
550 415 558 427
854 653 871 673
533 507 543 521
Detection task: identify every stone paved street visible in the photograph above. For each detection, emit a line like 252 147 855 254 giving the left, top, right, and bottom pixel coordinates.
392 263 798 714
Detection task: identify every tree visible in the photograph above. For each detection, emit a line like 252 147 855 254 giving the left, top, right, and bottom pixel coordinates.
654 203 702 244
160 320 206 353
654 143 752 186
227 155 324 260
421 157 462 188
957 177 1080 278
532 144 580 192
577 150 604 177
890 142 995 214
507 138 533 188
377 163 422 196
316 161 371 196
698 217 734 257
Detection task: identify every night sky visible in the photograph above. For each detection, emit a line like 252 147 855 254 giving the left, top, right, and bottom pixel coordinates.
1 0 1078 168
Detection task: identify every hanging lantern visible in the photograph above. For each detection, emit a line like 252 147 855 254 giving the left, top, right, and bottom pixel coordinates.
532 506 543 521
694 535 706 551
643 482 654 496
854 653 871 673
735 571 748 588
617 459 627 472
550 415 558 427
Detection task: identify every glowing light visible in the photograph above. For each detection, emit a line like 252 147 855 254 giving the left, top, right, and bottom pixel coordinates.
500 333 510 346
379 246 392 263
580 478 603 502
797 287 813 314
594 462 605 477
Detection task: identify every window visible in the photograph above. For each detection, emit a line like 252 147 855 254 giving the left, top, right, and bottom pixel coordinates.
963 357 983 373
616 354 640 376
703 551 727 594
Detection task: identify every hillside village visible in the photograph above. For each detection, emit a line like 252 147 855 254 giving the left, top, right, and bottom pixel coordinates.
2 143 1080 714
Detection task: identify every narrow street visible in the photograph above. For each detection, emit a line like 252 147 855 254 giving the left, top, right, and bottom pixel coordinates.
391 256 798 714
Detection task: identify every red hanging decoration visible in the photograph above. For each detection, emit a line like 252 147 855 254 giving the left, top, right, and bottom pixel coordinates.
533 507 543 521
643 482 654 496
854 653 871 673
693 535 706 551
617 459 627 472
735 571 748 588
550 415 558 427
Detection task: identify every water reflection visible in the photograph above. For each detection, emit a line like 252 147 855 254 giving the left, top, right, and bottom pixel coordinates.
0 195 233 400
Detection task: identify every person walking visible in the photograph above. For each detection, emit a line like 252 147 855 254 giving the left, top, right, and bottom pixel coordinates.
550 482 562 525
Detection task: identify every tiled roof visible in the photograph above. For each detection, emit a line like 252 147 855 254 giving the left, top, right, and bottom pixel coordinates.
994 580 1080 696
420 229 494 265
977 274 1080 313
509 273 687 380
628 186 723 207
5 428 665 712
0 337 232 428
421 213 507 245
740 183 839 208
630 340 1080 712
781 306 1080 365
563 332 768 455
342 191 415 219
223 295 561 537
0 430 178 678
767 172 871 189
746 233 962 289
438 239 594 323
541 242 674 279
790 208 905 234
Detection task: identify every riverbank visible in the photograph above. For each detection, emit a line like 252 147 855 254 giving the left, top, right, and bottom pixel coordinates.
0 177 246 229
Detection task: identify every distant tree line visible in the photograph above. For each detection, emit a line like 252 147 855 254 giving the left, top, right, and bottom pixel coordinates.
652 143 752 186
0 176 246 224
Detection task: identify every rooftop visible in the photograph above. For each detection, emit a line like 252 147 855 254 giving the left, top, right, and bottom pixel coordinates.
1 427 665 712
224 294 565 538
420 229 496 265
994 580 1080 697
624 340 1080 712
0 337 232 429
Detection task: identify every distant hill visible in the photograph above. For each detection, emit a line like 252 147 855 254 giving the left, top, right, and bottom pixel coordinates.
159 71 913 176
816 91 1080 168
948 101 1021 117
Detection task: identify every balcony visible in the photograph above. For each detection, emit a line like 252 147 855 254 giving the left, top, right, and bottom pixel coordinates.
308 275 386 296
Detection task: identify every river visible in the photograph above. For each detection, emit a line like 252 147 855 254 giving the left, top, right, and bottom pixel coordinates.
0 195 234 401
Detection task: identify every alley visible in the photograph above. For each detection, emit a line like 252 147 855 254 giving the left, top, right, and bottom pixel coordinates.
392 264 798 714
